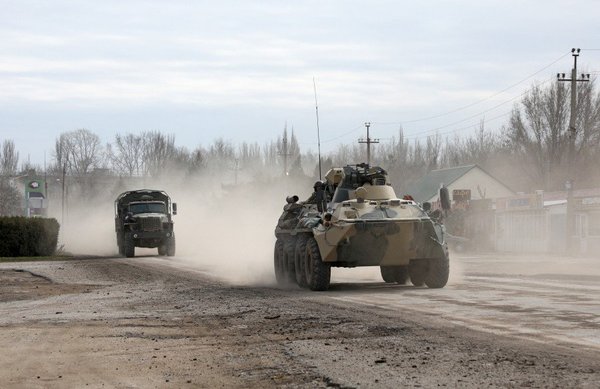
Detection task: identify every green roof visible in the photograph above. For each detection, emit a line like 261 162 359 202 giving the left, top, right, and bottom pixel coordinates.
407 165 477 203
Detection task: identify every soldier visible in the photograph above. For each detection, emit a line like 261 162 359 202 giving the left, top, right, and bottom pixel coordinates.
305 180 327 211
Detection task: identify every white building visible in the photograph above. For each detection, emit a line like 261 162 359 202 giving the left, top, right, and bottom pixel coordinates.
408 165 514 205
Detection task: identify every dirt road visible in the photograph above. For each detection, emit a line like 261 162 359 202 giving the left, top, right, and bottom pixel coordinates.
1 254 599 388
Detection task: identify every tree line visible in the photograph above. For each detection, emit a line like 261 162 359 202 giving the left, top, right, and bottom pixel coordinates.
1 79 600 216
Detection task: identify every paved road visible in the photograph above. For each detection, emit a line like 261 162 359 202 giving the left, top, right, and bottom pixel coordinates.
323 253 600 353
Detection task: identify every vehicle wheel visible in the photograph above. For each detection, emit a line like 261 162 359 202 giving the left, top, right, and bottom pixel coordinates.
380 266 408 284
304 237 330 291
166 236 176 257
117 235 124 256
409 261 426 287
294 236 308 288
158 245 167 256
380 266 396 283
274 239 286 286
124 239 135 258
425 246 449 288
283 240 297 284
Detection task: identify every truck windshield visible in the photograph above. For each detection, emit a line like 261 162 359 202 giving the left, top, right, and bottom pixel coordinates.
130 202 166 214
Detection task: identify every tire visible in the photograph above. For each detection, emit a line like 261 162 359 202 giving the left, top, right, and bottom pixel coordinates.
283 240 296 284
124 239 135 258
409 261 426 287
380 266 395 283
380 266 408 284
158 245 167 256
425 247 450 289
274 239 286 286
304 237 331 291
117 234 124 256
166 236 176 257
294 236 308 288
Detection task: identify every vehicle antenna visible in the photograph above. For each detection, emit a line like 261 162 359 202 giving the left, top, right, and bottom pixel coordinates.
313 77 322 180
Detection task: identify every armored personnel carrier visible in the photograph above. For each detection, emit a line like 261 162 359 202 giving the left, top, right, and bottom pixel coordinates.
274 164 449 291
115 189 177 257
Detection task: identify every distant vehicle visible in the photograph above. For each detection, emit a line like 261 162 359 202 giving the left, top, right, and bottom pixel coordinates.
274 164 449 291
114 189 177 257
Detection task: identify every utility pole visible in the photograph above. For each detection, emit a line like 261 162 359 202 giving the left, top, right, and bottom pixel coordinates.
358 122 379 165
557 48 590 254
61 160 66 226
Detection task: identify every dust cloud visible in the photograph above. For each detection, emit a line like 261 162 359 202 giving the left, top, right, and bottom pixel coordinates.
51 174 312 286
446 251 465 285
57 203 117 256
171 179 311 286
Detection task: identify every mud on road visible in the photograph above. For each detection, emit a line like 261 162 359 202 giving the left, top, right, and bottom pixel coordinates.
0 257 599 388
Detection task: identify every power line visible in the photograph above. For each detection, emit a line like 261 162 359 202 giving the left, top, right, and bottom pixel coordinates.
298 125 364 146
384 76 553 139
308 124 364 144
301 76 552 147
375 52 570 125
300 52 576 148
402 111 512 141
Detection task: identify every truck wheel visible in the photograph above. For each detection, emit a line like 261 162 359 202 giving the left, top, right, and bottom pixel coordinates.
409 261 426 287
294 236 308 288
380 266 408 284
304 237 330 291
425 248 449 289
274 239 286 286
124 239 135 258
283 240 296 284
166 236 176 257
158 245 166 256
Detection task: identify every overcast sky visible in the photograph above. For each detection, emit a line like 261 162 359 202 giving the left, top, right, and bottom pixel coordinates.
2 0 600 166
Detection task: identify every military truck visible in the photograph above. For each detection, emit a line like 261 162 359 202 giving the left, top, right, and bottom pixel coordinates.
114 189 177 257
274 164 449 291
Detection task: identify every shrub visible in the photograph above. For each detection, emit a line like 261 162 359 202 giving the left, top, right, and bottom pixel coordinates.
0 217 60 256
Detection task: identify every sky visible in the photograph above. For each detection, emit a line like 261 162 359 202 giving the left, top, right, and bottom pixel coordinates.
2 0 600 167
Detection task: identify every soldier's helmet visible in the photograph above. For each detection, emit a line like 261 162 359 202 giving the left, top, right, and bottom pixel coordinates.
313 180 325 190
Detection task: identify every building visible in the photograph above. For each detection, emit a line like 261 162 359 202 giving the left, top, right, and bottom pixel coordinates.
496 188 600 255
407 165 514 205
407 165 514 251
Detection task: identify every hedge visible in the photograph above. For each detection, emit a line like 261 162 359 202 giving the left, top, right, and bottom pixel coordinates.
0 217 60 257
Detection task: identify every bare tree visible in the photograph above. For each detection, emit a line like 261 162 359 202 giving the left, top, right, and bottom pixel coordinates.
54 129 104 176
0 180 21 216
425 133 442 171
109 133 144 176
0 140 19 176
188 147 205 175
141 131 177 177
573 80 600 178
0 139 22 215
205 137 235 174
237 142 263 179
499 79 600 190
505 82 572 189
442 120 500 168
